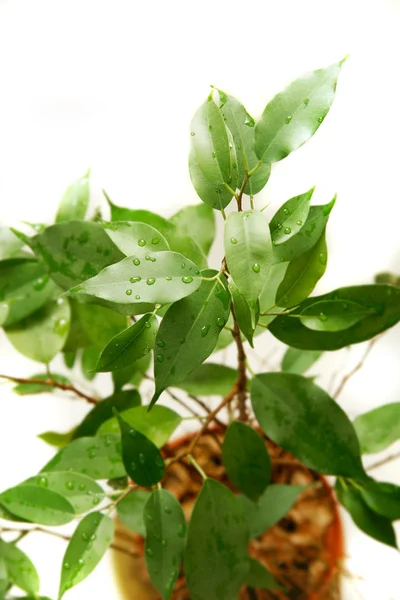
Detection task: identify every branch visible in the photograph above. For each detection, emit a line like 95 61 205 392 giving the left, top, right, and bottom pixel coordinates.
231 305 248 421
333 336 380 399
367 451 400 472
0 374 98 404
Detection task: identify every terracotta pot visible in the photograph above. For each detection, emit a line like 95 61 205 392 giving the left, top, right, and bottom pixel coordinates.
113 428 344 600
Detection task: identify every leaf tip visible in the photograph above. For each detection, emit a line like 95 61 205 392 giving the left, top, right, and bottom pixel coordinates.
339 54 350 66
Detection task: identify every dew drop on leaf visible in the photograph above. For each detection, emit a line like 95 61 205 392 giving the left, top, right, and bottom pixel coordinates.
216 317 225 327
285 115 292 124
65 481 75 491
283 208 289 215
318 115 324 123
212 152 216 158
277 223 282 230
144 321 151 328
126 289 133 296
182 276 193 284
303 98 309 106
138 239 146 247
296 220 303 226
319 252 327 265
152 237 160 245
284 227 291 235
181 263 186 269
146 548 154 557
64 563 71 570
129 429 136 438
230 237 237 244
139 453 145 464
130 276 141 283
164 505 172 514
190 131 195 136
201 324 210 337
133 258 141 266
146 278 156 286
319 312 327 322
131 462 137 471
252 263 261 273
166 276 172 281
157 354 164 362
38 476 48 487
161 539 168 547
135 295 141 300
157 340 165 348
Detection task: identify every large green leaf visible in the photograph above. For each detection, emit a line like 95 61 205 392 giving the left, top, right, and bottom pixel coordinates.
0 226 25 260
188 150 233 211
281 347 323 374
170 204 215 256
270 187 314 245
175 363 236 396
222 422 271 501
354 403 400 454
360 479 400 521
151 271 230 406
13 373 70 395
58 512 114 599
96 314 157 372
269 285 400 350
117 490 151 536
184 479 249 600
0 485 75 525
74 390 141 439
299 299 373 332
225 210 272 304
103 221 169 256
251 373 365 477
5 297 71 363
255 61 342 163
74 303 127 348
56 171 90 223
144 489 186 600
244 558 283 591
0 540 39 596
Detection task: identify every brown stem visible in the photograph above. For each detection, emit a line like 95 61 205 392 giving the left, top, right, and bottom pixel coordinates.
231 305 248 421
0 374 98 404
367 451 400 472
236 173 250 211
333 336 380 399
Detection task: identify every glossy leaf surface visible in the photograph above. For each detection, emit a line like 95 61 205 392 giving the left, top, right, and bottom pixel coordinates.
175 363 236 396
117 490 151 536
170 204 215 256
56 171 90 223
354 403 400 454
281 347 323 374
188 150 233 211
230 282 258 347
74 390 141 439
270 188 314 245
360 479 400 520
0 540 39 595
103 221 169 256
0 485 74 525
299 299 372 332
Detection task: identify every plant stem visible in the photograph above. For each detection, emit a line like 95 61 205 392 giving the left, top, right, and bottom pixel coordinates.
231 305 248 421
367 451 400 472
0 374 98 404
333 336 380 398
188 454 208 480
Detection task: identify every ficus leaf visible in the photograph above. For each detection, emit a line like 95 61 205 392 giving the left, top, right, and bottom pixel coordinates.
38 428 76 449
112 352 151 392
170 204 215 256
13 373 70 395
81 346 101 381
0 540 39 596
299 299 373 332
0 226 25 260
270 187 314 245
244 558 283 591
56 170 90 223
360 479 400 521
188 150 233 211
353 403 400 454
74 302 128 349
175 363 237 396
117 490 151 536
281 347 323 374
229 281 258 347
0 485 75 526
103 221 169 256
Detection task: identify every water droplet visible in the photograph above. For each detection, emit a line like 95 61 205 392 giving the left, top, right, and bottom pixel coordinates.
285 115 292 124
296 220 303 226
232 162 237 169
230 237 237 244
126 289 133 296
82 533 89 541
178 524 186 537
208 124 213 131
277 223 283 230
161 539 168 548
244 113 255 127
157 339 165 347
146 278 156 286
152 237 160 245
65 481 75 491
131 462 137 471
146 548 154 557
179 337 185 344
157 354 164 362
284 227 291 235
166 276 172 281
144 321 151 328
135 295 141 300
138 239 146 247
190 131 195 136
237 144 242 150
201 324 210 338
129 429 136 438
164 505 172 514
318 115 324 123
182 276 193 284
133 258 141 266
78 483 86 491
90 534 97 541
139 453 145 464
216 317 225 327
252 263 261 273
38 476 48 487
64 563 71 570
319 252 327 266
283 208 289 215
78 559 85 567
212 152 216 158
92 497 100 505
319 312 327 322
303 98 309 107
229 142 233 149
181 262 186 269
33 276 48 291
130 276 141 283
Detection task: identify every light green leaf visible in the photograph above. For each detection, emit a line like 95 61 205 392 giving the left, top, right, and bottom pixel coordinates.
117 490 151 536
81 346 100 381
299 299 373 332
354 403 400 454
255 61 342 163
174 363 236 396
144 489 186 600
244 557 283 591
170 204 215 256
188 150 233 211
58 512 114 599
0 540 39 595
56 170 90 223
74 390 141 439
360 479 400 521
0 301 8 326
230 281 258 347
258 261 288 327
0 227 25 260
270 187 314 244
251 373 365 478
281 347 323 374
0 485 75 525
5 297 70 363
38 428 76 449
13 373 70 395
103 221 169 256
74 303 127 348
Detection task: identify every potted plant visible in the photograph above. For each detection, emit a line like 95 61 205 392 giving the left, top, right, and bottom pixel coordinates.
1 57 400 600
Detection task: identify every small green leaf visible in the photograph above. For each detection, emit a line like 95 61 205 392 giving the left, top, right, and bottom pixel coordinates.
117 490 151 536
58 512 114 599
115 412 165 486
63 350 77 368
0 485 75 525
99 405 181 448
251 373 365 477
174 363 236 396
56 171 90 223
13 373 70 395
74 390 141 439
38 429 76 449
244 557 283 591
222 422 270 501
81 346 100 381
354 403 400 454
299 299 373 332
103 221 169 256
188 151 233 211
144 489 186 600
270 187 314 245
225 210 272 304
360 479 400 521
255 61 342 163
5 297 71 363
185 479 249 600
96 314 157 372
281 347 323 374
0 226 24 260
0 540 39 595
151 271 230 406
229 281 258 347
170 204 215 256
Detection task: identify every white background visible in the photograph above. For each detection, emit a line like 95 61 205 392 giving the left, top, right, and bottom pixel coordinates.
1 0 400 598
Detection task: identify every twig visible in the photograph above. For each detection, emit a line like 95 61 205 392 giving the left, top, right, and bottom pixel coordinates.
367 451 400 472
0 374 98 404
231 305 248 421
333 337 380 399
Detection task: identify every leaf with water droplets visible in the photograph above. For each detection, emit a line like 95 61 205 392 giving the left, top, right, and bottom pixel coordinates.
0 540 40 595
5 297 71 363
56 170 90 223
222 422 271 501
117 490 151 536
251 373 365 478
58 512 114 599
170 204 215 256
114 411 165 486
281 347 323 374
299 299 373 332
99 405 181 448
175 363 236 396
13 372 70 395
151 270 230 407
184 478 249 600
0 485 75 525
144 489 186 600
74 390 141 439
243 557 284 591
103 221 169 256
225 210 272 305
95 314 158 372
229 281 258 347
188 150 233 211
270 187 314 245
353 403 400 455
255 61 343 163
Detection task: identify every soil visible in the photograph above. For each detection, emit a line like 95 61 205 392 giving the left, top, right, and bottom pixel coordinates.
113 429 343 600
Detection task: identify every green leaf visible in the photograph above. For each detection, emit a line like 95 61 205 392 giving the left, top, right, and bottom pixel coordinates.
13 373 70 395
56 171 90 223
0 540 39 595
0 301 9 326
258 262 288 328
281 347 323 374
38 429 76 449
103 221 169 256
375 272 400 287
275 229 327 307
99 405 181 448
69 251 201 308
151 271 230 406
270 187 314 245
269 285 400 350
255 61 342 163
229 281 258 347
170 204 215 256
63 350 77 368
244 558 283 591
75 303 128 348
299 299 373 332
112 352 151 392
225 210 272 304
251 373 364 477
222 422 271 501
144 489 186 600
96 314 157 372
58 512 114 599
5 297 71 363
116 490 151 536
81 346 100 380
336 480 396 548
74 390 141 439
115 411 165 487
354 403 400 454
0 485 75 525
174 363 236 396
188 150 233 211
184 479 249 600
0 226 25 260
360 479 400 521
42 435 124 479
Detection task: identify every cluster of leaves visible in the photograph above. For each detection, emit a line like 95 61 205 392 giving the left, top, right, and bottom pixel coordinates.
1 58 400 600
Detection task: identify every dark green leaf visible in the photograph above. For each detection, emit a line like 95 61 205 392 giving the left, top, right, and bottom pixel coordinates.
38 429 76 449
360 479 400 521
299 299 373 332
58 512 114 599
230 281 258 347
255 61 342 163
222 422 271 500
56 170 90 223
74 390 141 439
281 347 323 374
103 221 169 256
188 150 233 211
0 227 24 260
270 188 314 245
354 403 400 454
184 479 249 600
170 204 215 255
175 363 236 396
0 540 39 595
63 350 77 369
112 352 151 392
144 489 186 600
81 346 100 381
13 373 70 395
244 558 283 591
0 485 74 525
117 490 151 536
151 271 230 406
251 373 364 477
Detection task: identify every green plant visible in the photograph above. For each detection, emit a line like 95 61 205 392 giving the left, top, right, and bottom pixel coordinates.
0 57 399 600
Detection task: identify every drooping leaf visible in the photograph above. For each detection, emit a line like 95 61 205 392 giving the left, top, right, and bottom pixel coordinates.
99 405 181 448
360 479 400 521
170 204 215 255
5 297 71 363
222 422 271 501
270 187 314 245
230 281 258 347
0 540 39 596
244 558 283 591
188 150 233 211
151 271 230 406
0 485 75 525
116 490 151 536
58 512 114 599
56 171 90 223
175 363 237 396
13 373 70 395
144 489 187 600
103 221 169 256
255 61 343 163
269 285 400 350
74 390 141 439
38 428 76 449
96 314 157 372
299 299 373 332
354 403 400 454
0 226 25 260
251 373 365 477
281 347 323 374
112 352 151 392
80 346 100 381
185 479 249 600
